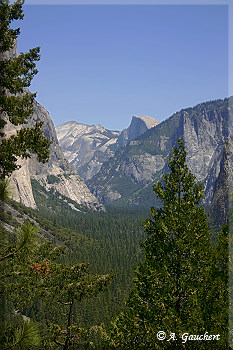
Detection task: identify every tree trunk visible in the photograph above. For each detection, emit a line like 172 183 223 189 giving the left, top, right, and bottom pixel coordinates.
64 300 74 350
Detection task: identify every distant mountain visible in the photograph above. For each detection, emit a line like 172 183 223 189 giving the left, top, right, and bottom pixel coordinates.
9 101 104 211
87 97 233 210
56 122 120 181
118 116 159 147
56 116 159 181
7 37 158 211
6 39 104 212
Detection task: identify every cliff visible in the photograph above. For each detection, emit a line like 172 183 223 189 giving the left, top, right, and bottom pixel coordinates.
209 135 233 227
1 39 104 211
56 116 159 181
87 98 232 208
117 116 159 147
56 121 120 181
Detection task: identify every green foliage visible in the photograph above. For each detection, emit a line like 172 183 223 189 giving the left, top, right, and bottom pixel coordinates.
1 320 42 350
0 0 24 53
31 178 87 214
47 174 60 184
1 218 113 349
0 178 11 201
8 185 146 329
0 122 51 178
44 264 112 349
110 169 163 210
0 0 51 179
1 2 146 348
205 224 229 344
0 221 50 349
2 139 229 348
107 139 229 349
0 0 39 121
0 221 39 264
88 97 231 210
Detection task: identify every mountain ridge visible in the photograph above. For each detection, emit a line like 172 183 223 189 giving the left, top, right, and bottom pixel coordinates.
56 115 159 181
87 97 232 209
6 93 104 211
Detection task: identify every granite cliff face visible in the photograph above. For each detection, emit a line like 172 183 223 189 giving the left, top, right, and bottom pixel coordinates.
87 98 232 208
6 96 104 211
0 41 37 207
56 116 159 181
25 103 104 211
9 158 37 209
1 40 104 211
56 122 120 181
209 135 233 227
4 41 231 213
27 100 70 176
118 116 159 147
2 112 37 208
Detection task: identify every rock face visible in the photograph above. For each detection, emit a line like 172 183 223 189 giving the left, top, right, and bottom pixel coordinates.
10 158 37 209
118 116 159 147
209 135 233 227
32 173 105 211
87 98 232 208
56 116 159 181
1 39 104 211
2 111 37 209
27 100 70 176
0 41 37 207
56 122 120 181
26 103 105 211
5 97 104 211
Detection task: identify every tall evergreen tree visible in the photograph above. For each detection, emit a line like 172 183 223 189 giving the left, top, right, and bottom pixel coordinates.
0 0 51 179
107 139 227 349
0 3 51 345
208 224 229 345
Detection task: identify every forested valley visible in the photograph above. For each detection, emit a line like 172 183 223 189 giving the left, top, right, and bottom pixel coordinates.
0 1 231 349
1 140 230 349
9 186 147 328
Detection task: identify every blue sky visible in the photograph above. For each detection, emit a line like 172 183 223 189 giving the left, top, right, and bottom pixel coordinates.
16 4 228 130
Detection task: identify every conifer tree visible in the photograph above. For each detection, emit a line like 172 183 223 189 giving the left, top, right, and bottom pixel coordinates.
0 3 54 347
208 224 229 345
0 0 51 179
107 139 227 349
2 227 113 349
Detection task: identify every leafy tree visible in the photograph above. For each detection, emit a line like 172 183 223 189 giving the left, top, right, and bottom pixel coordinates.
0 0 51 179
107 139 228 349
